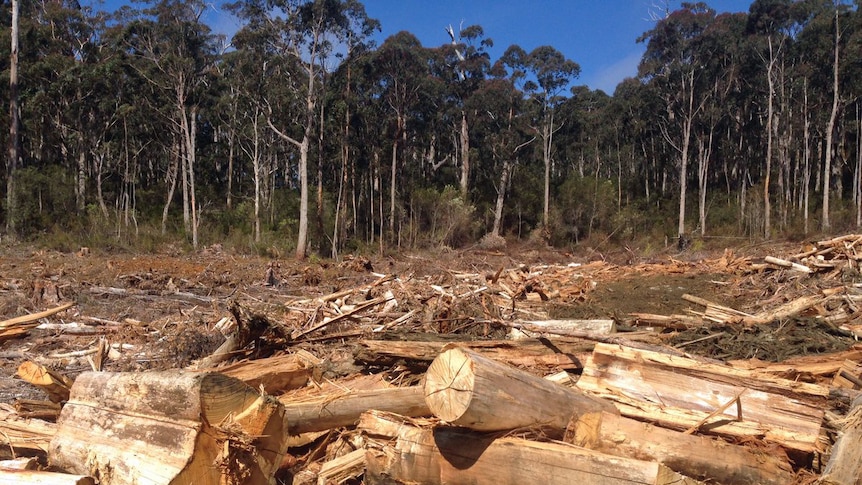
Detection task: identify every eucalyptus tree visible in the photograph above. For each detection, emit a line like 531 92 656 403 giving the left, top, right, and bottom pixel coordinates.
693 11 746 235
368 31 432 241
746 0 814 236
434 24 493 201
470 63 532 237
639 2 717 240
227 0 378 259
500 44 579 233
120 0 218 247
5 0 19 235
3 0 108 233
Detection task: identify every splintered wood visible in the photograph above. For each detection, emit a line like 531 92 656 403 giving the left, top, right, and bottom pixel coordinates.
5 236 862 483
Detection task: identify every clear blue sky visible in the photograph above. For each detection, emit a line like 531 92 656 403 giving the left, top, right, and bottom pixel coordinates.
98 0 756 94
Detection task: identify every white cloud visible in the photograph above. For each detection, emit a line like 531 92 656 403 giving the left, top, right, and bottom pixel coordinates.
586 49 644 94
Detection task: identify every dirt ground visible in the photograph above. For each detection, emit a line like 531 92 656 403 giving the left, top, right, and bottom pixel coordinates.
0 238 857 405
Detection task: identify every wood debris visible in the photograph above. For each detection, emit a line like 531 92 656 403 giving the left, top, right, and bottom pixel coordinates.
4 237 862 483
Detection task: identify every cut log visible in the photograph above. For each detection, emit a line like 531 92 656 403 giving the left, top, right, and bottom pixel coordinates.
201 351 320 395
576 411 793 485
360 410 701 485
508 319 615 339
576 343 826 453
820 394 862 485
0 302 75 329
280 385 429 435
424 345 616 433
748 293 831 325
16 361 73 403
682 293 755 324
49 370 288 485
356 338 594 370
764 255 813 273
729 346 862 377
0 469 95 485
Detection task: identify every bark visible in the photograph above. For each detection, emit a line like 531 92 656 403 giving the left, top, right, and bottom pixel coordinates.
423 345 616 433
459 111 470 200
49 371 288 485
360 411 700 485
280 386 430 435
491 156 512 237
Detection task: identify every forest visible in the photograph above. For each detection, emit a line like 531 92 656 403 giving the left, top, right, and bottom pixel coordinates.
1 0 861 258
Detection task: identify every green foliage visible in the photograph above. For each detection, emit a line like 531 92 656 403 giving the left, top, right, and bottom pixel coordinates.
408 186 480 248
7 0 862 256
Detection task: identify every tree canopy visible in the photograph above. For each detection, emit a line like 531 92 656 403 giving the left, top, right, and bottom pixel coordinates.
2 0 861 256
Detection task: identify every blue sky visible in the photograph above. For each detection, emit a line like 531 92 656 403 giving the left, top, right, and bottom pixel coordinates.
96 0 756 94
362 1 755 94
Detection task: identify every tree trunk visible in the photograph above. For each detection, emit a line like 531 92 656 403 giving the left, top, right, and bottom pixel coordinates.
317 99 325 255
803 80 811 234
76 136 86 213
697 131 712 237
360 411 699 485
542 111 554 232
226 118 235 210
50 371 288 485
6 0 19 236
677 71 694 239
296 133 310 259
188 106 198 249
251 113 261 243
822 10 840 231
161 141 180 235
423 345 616 434
764 38 776 239
492 157 512 237
459 111 470 201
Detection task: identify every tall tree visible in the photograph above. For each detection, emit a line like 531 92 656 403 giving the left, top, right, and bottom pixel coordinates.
439 23 492 201
639 2 716 240
501 44 579 234
122 0 217 248
5 0 19 235
746 0 805 237
370 31 430 241
228 0 377 259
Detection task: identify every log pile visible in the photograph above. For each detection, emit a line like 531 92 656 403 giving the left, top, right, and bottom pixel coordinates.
3 237 862 483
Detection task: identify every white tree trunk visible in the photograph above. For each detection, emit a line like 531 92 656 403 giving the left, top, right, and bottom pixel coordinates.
459 111 470 200
822 10 840 231
6 0 19 235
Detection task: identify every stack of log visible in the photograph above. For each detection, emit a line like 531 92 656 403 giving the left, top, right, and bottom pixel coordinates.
4 236 862 483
